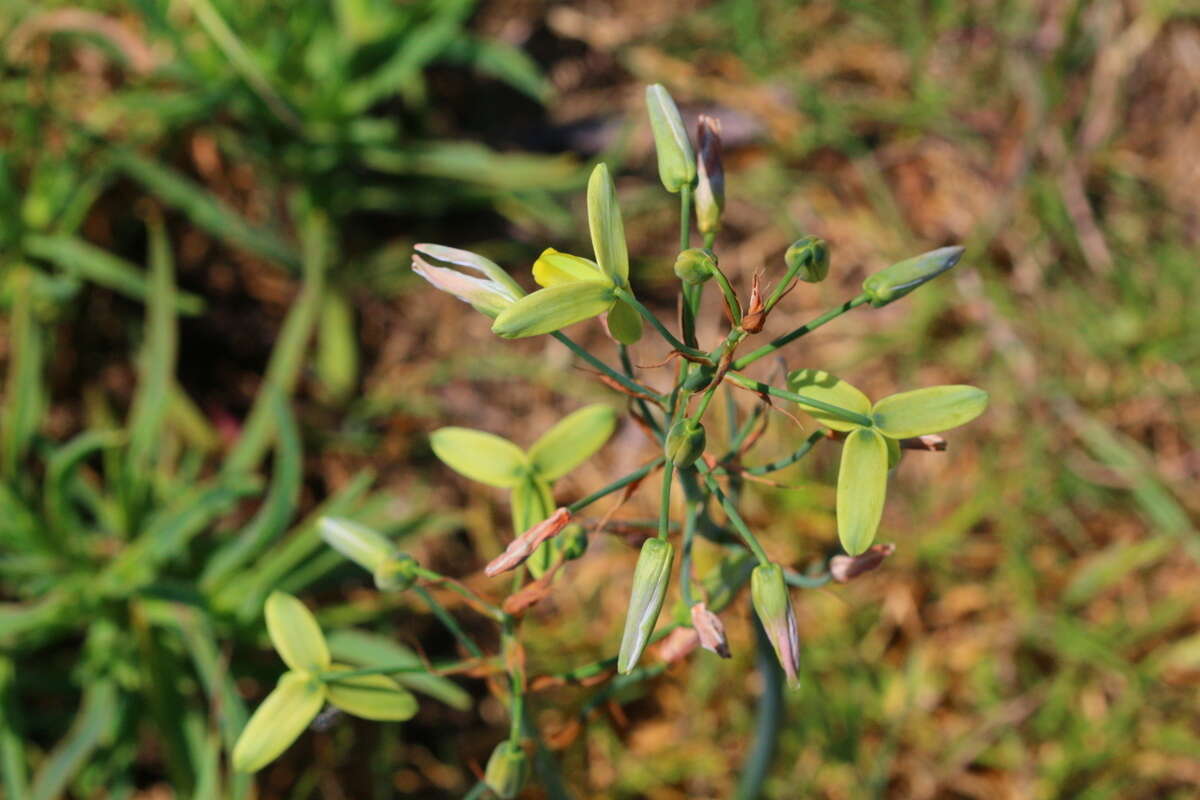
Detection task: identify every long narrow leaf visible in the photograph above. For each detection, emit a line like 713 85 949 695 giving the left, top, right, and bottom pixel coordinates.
223 210 328 474
24 234 204 313
1 270 45 478
29 681 119 800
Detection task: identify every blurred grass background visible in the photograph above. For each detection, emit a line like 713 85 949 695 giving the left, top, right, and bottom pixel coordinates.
2 0 1198 798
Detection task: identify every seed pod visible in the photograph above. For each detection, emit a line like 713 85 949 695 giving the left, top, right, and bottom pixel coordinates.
665 419 706 468
618 538 675 673
750 564 801 687
695 115 725 234
645 84 696 193
674 247 716 285
483 740 529 800
681 364 717 392
784 236 830 283
862 245 964 307
556 523 589 561
372 553 418 592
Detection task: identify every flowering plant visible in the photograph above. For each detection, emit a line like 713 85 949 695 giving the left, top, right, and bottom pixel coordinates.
233 85 986 797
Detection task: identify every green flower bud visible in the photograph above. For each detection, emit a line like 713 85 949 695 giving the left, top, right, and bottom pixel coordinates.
373 553 418 592
673 248 716 285
556 523 589 561
862 245 964 307
681 364 717 392
319 517 393 573
784 236 830 283
750 563 800 687
665 419 706 468
484 740 528 800
645 84 696 193
618 538 675 673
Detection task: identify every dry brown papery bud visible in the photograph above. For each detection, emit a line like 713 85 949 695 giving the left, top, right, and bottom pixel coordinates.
829 543 896 583
690 602 731 658
484 508 573 577
656 626 700 663
741 273 767 333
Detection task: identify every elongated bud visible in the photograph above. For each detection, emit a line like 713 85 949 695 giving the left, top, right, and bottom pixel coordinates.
695 115 724 234
618 538 674 673
784 236 830 283
674 247 716 285
829 543 895 583
485 508 573 577
645 84 695 193
483 740 528 800
750 564 800 687
862 245 964 307
665 419 706 468
690 602 731 658
319 517 392 573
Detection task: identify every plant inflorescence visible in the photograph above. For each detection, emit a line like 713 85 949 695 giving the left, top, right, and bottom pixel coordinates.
232 84 987 797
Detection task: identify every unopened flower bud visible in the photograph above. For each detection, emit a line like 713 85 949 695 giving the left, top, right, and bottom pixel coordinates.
484 740 528 800
750 563 801 687
862 245 964 307
556 523 588 561
674 248 716 285
690 602 730 658
645 84 695 193
829 543 895 583
665 419 706 468
319 517 393 574
695 115 724 234
485 508 573 577
618 538 674 673
681 364 717 392
784 236 830 283
372 553 418 592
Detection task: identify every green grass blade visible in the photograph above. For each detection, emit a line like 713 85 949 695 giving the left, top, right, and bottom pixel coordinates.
0 657 29 800
29 680 119 800
201 393 302 589
223 209 328 475
23 234 204 314
1 269 45 479
109 150 299 270
127 215 178 486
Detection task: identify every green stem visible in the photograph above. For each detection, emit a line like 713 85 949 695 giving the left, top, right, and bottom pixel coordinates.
695 465 770 565
680 501 702 607
743 430 826 475
784 569 832 589
734 616 784 800
709 263 743 325
414 567 505 622
579 663 669 718
413 586 483 658
620 344 662 436
319 659 488 682
549 624 680 683
726 372 874 428
613 288 706 358
658 461 675 540
680 183 693 251
732 294 870 370
567 458 664 514
552 332 664 403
